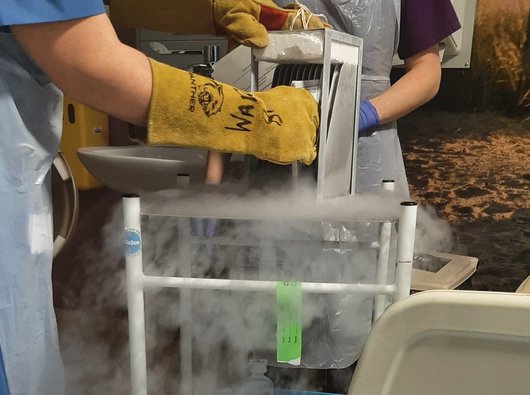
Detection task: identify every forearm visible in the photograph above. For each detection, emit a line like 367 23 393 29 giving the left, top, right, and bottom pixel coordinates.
11 13 152 126
205 152 226 184
370 45 441 125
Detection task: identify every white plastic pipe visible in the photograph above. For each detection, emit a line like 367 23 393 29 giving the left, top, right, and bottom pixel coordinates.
395 201 418 301
373 221 392 320
123 195 148 395
142 276 396 295
381 179 396 192
122 191 414 395
250 56 259 92
373 180 395 320
177 218 193 395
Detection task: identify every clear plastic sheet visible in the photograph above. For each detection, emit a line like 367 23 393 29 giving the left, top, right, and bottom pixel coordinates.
141 216 397 369
253 30 327 63
275 1 377 40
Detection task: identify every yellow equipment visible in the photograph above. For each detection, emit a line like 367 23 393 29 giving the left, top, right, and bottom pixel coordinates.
60 98 109 189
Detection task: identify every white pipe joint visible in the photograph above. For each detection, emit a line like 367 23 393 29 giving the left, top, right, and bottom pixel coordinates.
382 179 396 192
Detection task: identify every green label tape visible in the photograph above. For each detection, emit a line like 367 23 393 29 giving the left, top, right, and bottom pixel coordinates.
276 281 302 365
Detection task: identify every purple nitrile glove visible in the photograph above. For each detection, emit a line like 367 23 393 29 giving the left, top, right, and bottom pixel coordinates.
191 218 219 255
191 218 218 238
359 99 380 136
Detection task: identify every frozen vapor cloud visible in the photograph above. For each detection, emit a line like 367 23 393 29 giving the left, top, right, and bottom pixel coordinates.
59 179 451 393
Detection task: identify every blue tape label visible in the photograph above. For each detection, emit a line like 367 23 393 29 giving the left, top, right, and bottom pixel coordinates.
124 229 141 255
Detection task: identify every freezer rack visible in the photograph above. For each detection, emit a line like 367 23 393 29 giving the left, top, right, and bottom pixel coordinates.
122 188 417 395
250 29 363 200
121 28 411 395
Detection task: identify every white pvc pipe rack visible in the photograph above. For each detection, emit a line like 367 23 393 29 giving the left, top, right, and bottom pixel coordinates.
122 194 417 395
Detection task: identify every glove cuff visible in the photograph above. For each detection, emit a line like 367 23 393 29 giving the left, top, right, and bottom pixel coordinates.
258 5 289 30
146 58 318 165
359 99 380 136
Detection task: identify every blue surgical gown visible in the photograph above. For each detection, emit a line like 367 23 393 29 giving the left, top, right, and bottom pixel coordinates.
0 1 104 394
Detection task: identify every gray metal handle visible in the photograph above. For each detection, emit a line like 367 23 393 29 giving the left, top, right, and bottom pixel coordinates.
149 41 202 56
149 42 219 63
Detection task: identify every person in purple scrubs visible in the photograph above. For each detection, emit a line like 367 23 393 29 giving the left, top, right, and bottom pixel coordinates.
200 0 462 208
269 0 462 374
274 0 461 197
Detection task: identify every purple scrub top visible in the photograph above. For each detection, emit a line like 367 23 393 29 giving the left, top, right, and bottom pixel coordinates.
398 0 462 59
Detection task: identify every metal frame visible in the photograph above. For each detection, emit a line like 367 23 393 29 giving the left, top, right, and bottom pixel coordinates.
122 193 417 395
250 29 363 199
442 0 477 68
123 27 415 395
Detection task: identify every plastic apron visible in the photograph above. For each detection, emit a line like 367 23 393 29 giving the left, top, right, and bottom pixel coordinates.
276 0 408 198
266 0 402 369
0 33 65 395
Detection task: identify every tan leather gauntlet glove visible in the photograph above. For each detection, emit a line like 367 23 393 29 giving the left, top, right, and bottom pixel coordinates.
110 0 330 47
147 59 318 165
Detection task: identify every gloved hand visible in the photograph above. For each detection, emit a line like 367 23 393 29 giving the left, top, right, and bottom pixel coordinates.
213 0 332 47
358 99 380 136
192 218 219 238
147 58 318 165
109 0 330 48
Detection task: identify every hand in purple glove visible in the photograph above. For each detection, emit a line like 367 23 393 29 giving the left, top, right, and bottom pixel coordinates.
359 99 380 136
191 218 218 238
191 218 219 255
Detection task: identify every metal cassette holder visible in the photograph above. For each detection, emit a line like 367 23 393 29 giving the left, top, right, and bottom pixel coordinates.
251 29 363 200
120 30 420 395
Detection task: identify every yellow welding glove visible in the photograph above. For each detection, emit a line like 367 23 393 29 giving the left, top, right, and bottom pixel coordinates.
147 59 318 165
214 0 332 47
109 0 330 48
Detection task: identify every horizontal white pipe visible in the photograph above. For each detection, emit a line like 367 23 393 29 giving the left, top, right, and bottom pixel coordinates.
142 275 396 295
185 236 380 249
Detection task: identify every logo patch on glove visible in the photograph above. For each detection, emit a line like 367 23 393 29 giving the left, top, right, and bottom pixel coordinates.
199 81 224 117
188 79 286 133
188 73 224 117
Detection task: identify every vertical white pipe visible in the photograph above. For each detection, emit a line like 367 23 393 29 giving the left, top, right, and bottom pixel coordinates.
316 31 332 200
123 195 148 395
382 180 395 192
373 180 395 320
395 201 418 301
171 175 193 394
292 162 299 190
250 56 259 92
178 218 193 395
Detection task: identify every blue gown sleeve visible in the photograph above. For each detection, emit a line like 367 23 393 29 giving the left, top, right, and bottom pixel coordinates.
0 0 105 27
